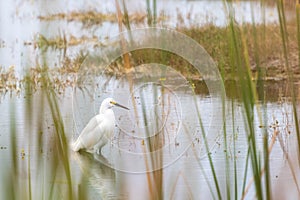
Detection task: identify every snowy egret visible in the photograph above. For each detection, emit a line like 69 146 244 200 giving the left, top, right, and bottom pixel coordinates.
72 98 129 154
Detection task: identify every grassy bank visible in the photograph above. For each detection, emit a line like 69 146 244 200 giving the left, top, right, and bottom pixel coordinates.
182 21 299 79
1 21 300 96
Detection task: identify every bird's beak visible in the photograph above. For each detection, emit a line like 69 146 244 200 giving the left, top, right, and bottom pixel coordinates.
113 101 129 110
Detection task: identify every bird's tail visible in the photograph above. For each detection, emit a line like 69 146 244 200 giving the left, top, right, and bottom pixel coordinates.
71 138 83 152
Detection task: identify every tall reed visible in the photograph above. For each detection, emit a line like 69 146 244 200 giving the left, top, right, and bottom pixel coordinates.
192 93 222 199
294 1 300 168
146 0 157 26
41 65 73 199
7 97 17 200
277 0 300 169
224 1 267 199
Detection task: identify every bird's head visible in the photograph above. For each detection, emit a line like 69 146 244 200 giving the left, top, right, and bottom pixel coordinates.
100 98 129 114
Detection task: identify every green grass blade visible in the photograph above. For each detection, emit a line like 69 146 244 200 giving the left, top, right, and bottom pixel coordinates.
153 0 157 25
277 0 300 168
232 100 238 200
146 0 153 26
40 65 73 200
122 0 131 30
192 94 221 199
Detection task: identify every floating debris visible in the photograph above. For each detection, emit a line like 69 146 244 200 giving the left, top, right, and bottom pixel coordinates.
0 39 5 48
25 34 106 51
38 11 116 26
0 66 21 96
21 149 25 160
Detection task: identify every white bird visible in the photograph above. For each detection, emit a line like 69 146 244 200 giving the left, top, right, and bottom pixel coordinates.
72 97 129 154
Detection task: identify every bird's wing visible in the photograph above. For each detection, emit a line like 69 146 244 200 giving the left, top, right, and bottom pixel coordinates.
74 114 105 150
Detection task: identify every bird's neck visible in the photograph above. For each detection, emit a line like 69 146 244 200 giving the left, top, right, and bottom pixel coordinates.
100 108 112 115
100 106 108 114
101 109 115 121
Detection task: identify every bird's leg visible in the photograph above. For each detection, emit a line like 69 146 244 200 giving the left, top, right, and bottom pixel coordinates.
94 138 106 155
95 148 102 155
86 148 94 154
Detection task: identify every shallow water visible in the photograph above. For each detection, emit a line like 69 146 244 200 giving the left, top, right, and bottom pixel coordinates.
0 75 299 199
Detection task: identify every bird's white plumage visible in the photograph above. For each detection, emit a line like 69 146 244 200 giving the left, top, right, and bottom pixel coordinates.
72 98 128 154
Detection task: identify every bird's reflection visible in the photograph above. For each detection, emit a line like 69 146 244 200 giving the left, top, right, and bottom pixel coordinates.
73 151 121 199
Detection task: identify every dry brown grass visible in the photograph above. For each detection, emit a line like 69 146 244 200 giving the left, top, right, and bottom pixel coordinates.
38 10 168 28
